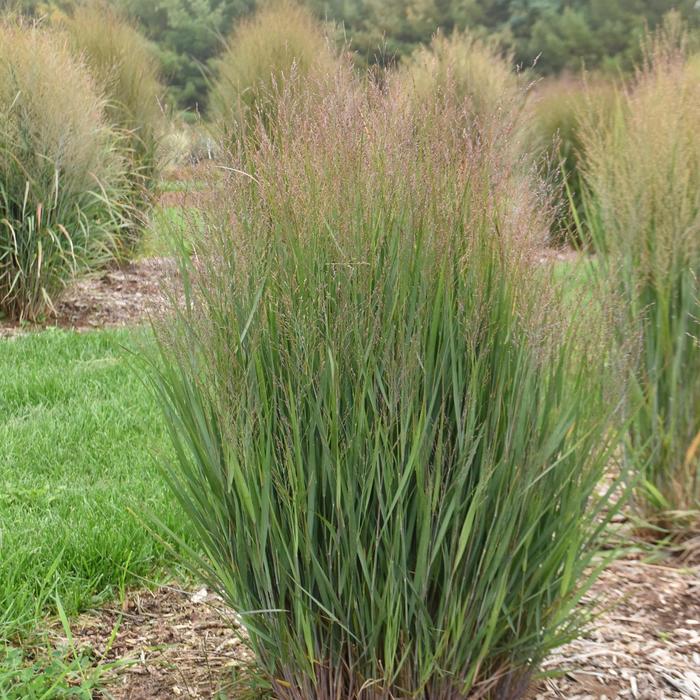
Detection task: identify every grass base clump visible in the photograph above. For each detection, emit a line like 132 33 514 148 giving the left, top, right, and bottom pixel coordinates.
153 72 619 698
0 21 126 320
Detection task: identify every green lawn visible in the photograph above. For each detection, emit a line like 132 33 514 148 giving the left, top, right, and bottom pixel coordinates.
0 327 186 641
140 204 204 258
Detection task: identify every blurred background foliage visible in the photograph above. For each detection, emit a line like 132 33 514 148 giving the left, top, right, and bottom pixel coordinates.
14 0 700 110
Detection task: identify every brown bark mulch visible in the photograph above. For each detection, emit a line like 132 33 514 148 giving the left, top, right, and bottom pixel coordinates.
50 555 699 699
57 585 253 700
531 557 700 700
0 257 177 338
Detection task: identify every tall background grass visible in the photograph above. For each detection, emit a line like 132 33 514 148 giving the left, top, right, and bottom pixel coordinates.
582 17 700 539
0 21 126 320
209 0 341 146
62 2 164 259
394 30 523 126
527 76 616 246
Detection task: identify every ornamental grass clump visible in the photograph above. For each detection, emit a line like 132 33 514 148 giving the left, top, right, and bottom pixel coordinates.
582 19 700 538
393 30 524 135
527 77 615 246
390 30 548 248
0 22 126 320
209 0 341 146
152 72 620 698
62 3 164 258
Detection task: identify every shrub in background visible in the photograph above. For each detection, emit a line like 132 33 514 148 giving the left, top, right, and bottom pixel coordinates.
209 0 341 146
62 2 164 259
152 69 620 698
582 20 700 538
0 21 126 321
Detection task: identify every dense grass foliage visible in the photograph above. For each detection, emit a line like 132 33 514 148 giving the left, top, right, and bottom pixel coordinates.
62 3 164 259
582 22 700 537
209 0 341 144
0 642 107 699
153 71 619 698
0 22 127 320
0 328 184 642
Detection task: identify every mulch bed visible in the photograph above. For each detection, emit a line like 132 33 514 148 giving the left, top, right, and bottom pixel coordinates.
56 585 253 700
0 257 177 338
49 555 699 699
531 557 700 700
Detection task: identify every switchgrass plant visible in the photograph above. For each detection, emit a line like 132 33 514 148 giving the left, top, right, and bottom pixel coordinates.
581 21 700 539
392 30 523 134
209 0 342 146
152 74 621 698
0 21 127 320
527 76 615 246
62 2 164 259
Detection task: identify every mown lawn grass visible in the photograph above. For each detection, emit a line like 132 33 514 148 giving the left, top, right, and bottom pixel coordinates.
0 326 186 642
140 204 204 258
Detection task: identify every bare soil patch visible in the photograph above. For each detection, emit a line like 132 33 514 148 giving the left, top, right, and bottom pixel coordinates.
52 555 699 699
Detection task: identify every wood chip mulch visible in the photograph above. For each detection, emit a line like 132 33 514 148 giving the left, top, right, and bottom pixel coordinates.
50 555 699 700
531 558 700 700
0 257 177 338
58 585 253 700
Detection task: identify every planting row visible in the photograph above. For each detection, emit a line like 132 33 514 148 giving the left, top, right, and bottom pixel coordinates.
147 7 700 700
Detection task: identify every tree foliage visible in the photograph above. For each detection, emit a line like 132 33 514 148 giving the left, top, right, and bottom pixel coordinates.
114 0 255 110
12 0 700 108
310 0 699 71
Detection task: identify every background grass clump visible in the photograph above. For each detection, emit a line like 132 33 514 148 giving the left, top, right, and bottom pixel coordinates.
152 65 620 698
582 18 700 539
390 29 552 249
393 29 523 127
527 76 616 246
209 0 342 145
62 2 164 259
0 21 126 320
